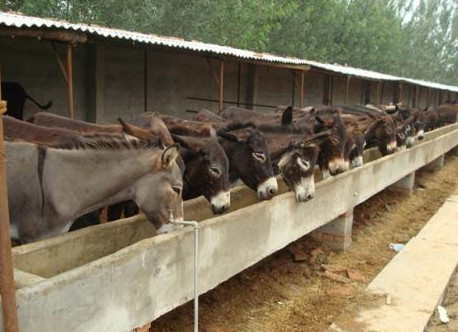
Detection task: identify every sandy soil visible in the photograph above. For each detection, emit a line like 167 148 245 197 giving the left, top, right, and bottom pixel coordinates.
152 153 458 332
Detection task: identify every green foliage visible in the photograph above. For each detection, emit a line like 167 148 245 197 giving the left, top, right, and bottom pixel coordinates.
2 0 457 85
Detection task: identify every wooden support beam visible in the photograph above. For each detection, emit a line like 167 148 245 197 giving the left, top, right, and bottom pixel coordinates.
415 86 419 108
300 70 305 108
379 81 384 104
66 44 74 119
144 50 148 112
219 60 224 111
1 27 87 44
50 43 68 83
427 88 431 106
398 82 404 104
344 76 351 104
291 73 296 107
205 58 220 86
0 41 20 332
237 62 241 107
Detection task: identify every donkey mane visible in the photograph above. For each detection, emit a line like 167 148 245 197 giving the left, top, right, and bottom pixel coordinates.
52 134 162 151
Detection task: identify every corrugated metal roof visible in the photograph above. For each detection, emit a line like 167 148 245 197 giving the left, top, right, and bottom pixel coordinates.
1 11 458 93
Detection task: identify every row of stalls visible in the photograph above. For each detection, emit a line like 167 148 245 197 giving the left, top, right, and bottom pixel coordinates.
0 10 458 332
1 12 458 124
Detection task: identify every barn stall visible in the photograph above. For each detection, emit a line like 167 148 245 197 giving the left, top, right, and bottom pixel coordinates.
0 11 458 332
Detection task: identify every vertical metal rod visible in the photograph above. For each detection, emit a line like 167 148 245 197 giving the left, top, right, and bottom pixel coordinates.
0 40 20 332
66 44 74 118
172 220 199 332
300 71 305 108
144 49 148 112
193 225 199 332
219 60 224 111
236 62 241 107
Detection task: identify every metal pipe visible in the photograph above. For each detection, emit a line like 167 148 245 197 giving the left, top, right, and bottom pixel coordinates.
0 40 20 332
172 220 199 332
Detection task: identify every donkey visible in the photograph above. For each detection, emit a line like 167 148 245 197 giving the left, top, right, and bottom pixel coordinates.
340 106 397 155
259 128 332 202
171 133 231 214
6 135 183 244
28 112 181 221
166 112 278 201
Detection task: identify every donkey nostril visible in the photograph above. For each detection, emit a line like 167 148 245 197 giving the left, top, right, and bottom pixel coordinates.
306 194 313 200
268 188 276 196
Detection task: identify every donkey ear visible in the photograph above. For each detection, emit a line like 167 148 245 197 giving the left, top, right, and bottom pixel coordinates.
217 129 240 142
304 130 333 147
170 134 203 152
200 124 217 138
161 144 180 168
118 117 152 139
282 106 293 126
118 117 136 135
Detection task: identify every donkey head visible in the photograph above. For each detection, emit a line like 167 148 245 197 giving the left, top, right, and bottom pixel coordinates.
172 134 230 214
315 110 349 175
217 126 277 200
133 145 184 232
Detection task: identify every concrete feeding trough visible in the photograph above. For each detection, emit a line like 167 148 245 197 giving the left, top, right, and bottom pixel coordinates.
1 124 457 332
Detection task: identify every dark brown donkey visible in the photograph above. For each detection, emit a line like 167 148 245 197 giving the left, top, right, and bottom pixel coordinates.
339 105 397 155
125 113 232 214
255 126 333 202
166 113 278 201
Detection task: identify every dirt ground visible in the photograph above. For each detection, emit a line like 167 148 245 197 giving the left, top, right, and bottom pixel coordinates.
153 153 458 332
427 266 458 331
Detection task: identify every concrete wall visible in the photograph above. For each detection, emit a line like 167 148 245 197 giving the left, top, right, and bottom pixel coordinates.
2 37 454 123
3 124 457 332
1 37 91 120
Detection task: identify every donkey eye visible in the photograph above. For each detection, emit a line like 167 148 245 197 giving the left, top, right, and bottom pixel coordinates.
297 158 310 171
210 166 222 177
252 151 266 163
172 185 182 196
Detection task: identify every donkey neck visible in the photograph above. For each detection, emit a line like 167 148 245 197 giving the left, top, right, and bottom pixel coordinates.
43 147 162 219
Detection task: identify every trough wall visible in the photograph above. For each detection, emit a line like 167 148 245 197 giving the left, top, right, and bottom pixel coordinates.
1 124 457 332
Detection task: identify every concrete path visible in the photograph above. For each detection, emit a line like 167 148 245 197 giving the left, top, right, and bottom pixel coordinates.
329 188 458 332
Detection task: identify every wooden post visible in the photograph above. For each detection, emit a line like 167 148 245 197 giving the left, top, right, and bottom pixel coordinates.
398 82 403 104
376 81 381 105
0 40 20 332
379 81 384 104
300 70 305 108
415 86 419 108
291 73 295 107
219 60 224 111
67 44 74 118
144 49 148 112
344 76 350 104
237 62 241 107
427 88 431 106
